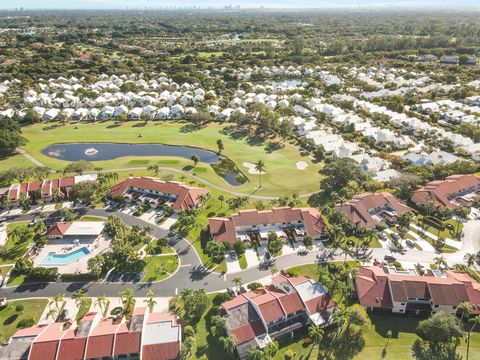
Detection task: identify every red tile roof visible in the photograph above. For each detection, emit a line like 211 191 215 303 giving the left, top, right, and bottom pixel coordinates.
85 319 119 359
275 292 304 315
113 324 141 356
305 294 336 315
45 222 72 236
411 174 480 209
230 320 266 345
56 330 87 360
209 207 326 244
355 266 393 309
29 323 64 360
109 177 209 211
335 192 411 228
142 342 180 360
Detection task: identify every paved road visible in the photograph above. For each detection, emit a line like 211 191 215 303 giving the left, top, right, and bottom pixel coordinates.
0 209 477 300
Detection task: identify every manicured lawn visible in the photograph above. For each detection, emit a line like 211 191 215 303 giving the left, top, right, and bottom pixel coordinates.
18 121 323 196
238 253 248 270
7 274 26 286
0 299 48 341
0 154 35 172
143 255 179 282
80 216 106 222
0 222 34 266
0 265 13 279
287 261 359 281
355 314 480 360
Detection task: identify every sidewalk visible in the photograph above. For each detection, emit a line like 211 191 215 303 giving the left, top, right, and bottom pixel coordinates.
410 224 462 250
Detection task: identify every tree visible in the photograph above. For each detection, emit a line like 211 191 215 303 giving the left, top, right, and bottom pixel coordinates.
308 325 324 350
232 277 243 292
71 180 99 205
0 118 25 157
291 35 305 55
457 301 472 322
434 256 448 269
321 158 366 196
48 293 66 321
464 253 477 269
267 232 283 255
180 288 210 321
218 194 225 208
467 316 480 360
64 161 93 175
397 212 414 232
96 294 110 318
144 289 157 313
191 154 200 166
254 160 265 188
412 312 462 360
247 282 263 291
147 164 160 176
220 335 236 355
216 139 224 154
119 288 135 318
249 348 265 360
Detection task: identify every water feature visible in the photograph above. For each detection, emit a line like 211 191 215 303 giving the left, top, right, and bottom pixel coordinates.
42 142 248 186
41 247 90 265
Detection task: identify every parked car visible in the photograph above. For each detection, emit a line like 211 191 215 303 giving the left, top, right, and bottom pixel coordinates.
229 251 237 260
378 232 387 241
406 239 415 247
384 255 396 261
391 233 400 241
0 217 7 223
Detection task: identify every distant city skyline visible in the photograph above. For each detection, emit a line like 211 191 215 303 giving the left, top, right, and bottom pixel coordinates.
2 0 480 10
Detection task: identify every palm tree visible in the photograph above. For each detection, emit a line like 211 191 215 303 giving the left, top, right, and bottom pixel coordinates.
434 256 448 269
254 160 265 188
232 277 243 293
464 253 477 269
332 307 348 337
120 288 135 318
467 316 480 360
147 164 160 176
458 301 472 322
96 294 110 318
191 154 200 166
249 348 264 360
144 289 157 313
48 293 66 321
218 195 225 209
220 335 236 355
270 265 278 276
308 325 324 349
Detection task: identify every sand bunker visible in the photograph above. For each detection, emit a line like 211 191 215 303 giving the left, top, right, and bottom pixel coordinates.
243 162 266 175
296 161 308 170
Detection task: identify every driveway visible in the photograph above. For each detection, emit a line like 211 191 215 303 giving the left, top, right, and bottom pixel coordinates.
158 213 178 231
245 249 259 268
226 253 241 273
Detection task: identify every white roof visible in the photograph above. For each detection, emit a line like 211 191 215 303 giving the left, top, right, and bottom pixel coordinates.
64 221 105 236
143 319 181 345
293 279 327 302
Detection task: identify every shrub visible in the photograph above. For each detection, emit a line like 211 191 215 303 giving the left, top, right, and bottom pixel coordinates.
17 317 34 328
303 236 313 247
184 325 195 337
247 282 263 291
285 349 295 359
233 241 246 254
15 304 24 313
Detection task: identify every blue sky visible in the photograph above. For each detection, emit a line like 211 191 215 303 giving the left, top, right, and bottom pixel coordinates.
3 0 480 9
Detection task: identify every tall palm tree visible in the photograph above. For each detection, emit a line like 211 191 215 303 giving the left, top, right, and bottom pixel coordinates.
232 277 243 293
220 335 236 356
144 289 157 313
120 288 135 318
458 301 472 322
270 265 278 276
254 160 265 188
308 325 324 350
96 294 110 318
434 256 448 269
249 348 264 360
467 316 480 360
147 164 160 176
464 253 477 269
48 293 66 321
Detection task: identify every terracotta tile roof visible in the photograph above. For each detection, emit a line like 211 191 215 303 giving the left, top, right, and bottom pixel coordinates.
85 319 119 359
276 292 305 315
113 324 141 356
230 320 266 345
305 294 336 314
209 207 326 244
109 177 208 210
27 181 43 192
355 266 393 309
222 295 249 310
251 294 285 323
12 325 48 338
335 192 411 228
29 323 64 360
142 342 180 360
412 174 480 209
45 222 72 236
56 329 87 360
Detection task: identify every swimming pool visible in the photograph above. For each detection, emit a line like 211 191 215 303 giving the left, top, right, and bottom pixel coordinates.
40 247 90 265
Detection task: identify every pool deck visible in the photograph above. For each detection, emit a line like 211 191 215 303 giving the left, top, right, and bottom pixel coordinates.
33 235 111 274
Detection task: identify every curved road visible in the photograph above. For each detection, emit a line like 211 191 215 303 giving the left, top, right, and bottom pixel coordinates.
0 208 478 300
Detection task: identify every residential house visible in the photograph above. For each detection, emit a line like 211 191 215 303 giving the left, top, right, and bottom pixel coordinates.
356 265 480 316
411 174 480 209
209 207 326 245
45 221 105 240
109 176 209 211
221 273 336 358
335 192 412 229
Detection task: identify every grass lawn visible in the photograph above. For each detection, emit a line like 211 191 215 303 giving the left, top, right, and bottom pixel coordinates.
7 274 26 286
17 121 323 196
0 154 35 171
80 216 106 222
143 255 179 282
0 265 13 279
0 222 34 266
238 253 247 270
0 299 48 340
287 261 359 281
354 314 480 360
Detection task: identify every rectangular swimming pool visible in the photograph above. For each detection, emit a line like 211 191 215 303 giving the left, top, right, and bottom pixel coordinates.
40 247 90 265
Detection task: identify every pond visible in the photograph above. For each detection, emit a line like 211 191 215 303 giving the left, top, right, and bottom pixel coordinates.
42 142 247 186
